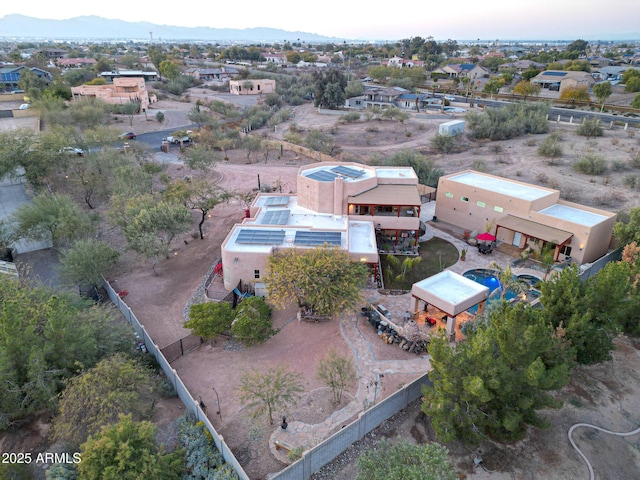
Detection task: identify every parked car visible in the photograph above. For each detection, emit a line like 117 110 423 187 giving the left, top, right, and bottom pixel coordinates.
166 130 193 144
444 106 467 113
444 95 456 101
60 147 85 156
119 132 136 140
19 103 30 110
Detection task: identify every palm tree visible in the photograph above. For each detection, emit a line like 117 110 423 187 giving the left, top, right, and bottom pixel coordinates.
386 254 422 290
490 263 529 300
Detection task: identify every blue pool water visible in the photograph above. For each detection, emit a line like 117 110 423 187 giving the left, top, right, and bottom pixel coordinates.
463 269 517 313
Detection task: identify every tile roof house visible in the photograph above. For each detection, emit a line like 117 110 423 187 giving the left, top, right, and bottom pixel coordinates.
433 63 489 79
57 58 97 69
220 162 423 293
531 70 596 92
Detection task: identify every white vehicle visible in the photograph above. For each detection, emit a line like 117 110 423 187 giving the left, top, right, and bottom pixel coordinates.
443 95 456 102
166 130 193 144
19 103 30 110
60 147 85 156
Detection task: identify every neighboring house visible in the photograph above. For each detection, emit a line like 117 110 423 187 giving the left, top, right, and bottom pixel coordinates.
183 67 230 81
71 77 153 111
220 162 423 293
498 60 546 73
0 66 52 92
263 53 287 65
362 86 408 109
100 69 158 82
433 63 489 79
57 57 97 69
594 66 637 85
434 170 616 265
531 70 596 92
41 49 67 60
385 56 425 69
587 56 610 69
229 79 275 95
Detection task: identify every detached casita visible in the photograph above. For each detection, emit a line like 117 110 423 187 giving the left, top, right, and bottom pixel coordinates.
434 170 616 265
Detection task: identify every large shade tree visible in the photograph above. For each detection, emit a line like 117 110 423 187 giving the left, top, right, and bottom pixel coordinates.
423 302 574 444
0 277 132 430
266 246 368 318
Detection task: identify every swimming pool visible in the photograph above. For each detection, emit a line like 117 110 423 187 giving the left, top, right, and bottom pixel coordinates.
463 268 517 313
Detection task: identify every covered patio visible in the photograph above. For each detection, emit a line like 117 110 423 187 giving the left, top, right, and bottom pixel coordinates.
410 271 490 341
495 215 573 262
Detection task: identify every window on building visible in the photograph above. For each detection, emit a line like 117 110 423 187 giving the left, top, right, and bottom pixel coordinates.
445 192 453 198
559 245 572 256
461 196 469 202
494 206 504 212
254 269 260 279
476 201 486 207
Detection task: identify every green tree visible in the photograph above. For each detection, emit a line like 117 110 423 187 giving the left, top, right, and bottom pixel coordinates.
184 302 235 342
11 193 95 248
483 77 504 98
538 265 614 364
231 296 274 346
59 239 119 288
559 85 591 107
385 254 422 290
158 60 180 80
423 303 573 444
266 246 368 318
356 440 455 480
305 129 336 155
614 206 640 246
313 69 347 109
0 277 132 431
112 194 193 274
513 80 541 100
631 92 640 109
374 149 444 187
77 414 184 480
17 68 48 99
237 364 304 425
567 39 589 55
592 81 612 112
52 354 157 447
316 348 355 404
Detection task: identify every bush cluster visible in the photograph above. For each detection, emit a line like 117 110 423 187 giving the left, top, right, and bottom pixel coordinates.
467 103 550 140
573 153 608 175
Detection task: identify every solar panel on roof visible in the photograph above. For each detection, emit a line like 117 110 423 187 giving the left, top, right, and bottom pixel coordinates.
293 231 342 246
545 71 567 76
236 229 285 245
331 166 365 178
265 196 289 206
306 170 339 182
262 210 290 225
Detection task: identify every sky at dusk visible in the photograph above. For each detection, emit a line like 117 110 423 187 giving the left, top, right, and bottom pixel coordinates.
3 0 639 41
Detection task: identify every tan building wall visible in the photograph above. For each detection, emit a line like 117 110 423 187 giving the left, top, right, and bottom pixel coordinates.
71 77 151 111
229 79 276 95
435 171 615 265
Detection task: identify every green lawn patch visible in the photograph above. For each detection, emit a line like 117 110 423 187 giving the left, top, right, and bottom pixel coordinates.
381 238 459 290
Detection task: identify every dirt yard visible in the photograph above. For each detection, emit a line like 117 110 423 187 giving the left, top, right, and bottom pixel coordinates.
6 88 640 479
115 91 640 479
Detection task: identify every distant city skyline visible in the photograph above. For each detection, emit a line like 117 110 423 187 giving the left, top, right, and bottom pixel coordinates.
2 0 639 41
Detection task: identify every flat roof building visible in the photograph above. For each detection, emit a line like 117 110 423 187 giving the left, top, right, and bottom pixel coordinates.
221 162 423 293
434 170 616 265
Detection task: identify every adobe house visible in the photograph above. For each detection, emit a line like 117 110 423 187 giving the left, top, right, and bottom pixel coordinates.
70 77 154 112
434 170 616 265
220 162 423 293
229 79 276 95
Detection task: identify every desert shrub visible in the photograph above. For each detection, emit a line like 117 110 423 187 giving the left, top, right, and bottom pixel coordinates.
524 138 538 146
466 102 549 140
573 153 608 175
179 416 238 479
538 137 563 158
471 159 488 172
431 133 455 153
594 191 626 206
365 125 379 132
268 108 293 127
283 132 303 145
611 159 628 171
490 144 503 154
561 186 581 202
339 112 361 124
577 117 604 138
166 76 194 95
623 174 638 188
548 131 564 142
